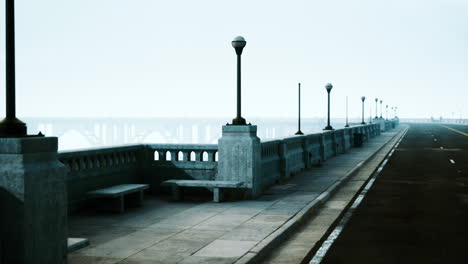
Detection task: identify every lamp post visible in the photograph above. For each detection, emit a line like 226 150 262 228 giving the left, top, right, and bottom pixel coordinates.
323 83 333 130
230 36 247 125
361 96 366 124
380 99 383 118
395 106 398 117
295 83 303 135
345 96 349 127
374 98 378 119
386 105 388 120
0 0 27 137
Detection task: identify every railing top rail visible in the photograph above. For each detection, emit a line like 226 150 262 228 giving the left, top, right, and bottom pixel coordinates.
261 139 282 145
58 144 143 158
147 144 218 150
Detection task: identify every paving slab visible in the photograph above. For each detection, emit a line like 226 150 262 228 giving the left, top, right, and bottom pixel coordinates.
68 127 403 264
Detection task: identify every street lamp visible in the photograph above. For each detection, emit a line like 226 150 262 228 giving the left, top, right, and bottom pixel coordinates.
0 0 27 137
295 83 303 135
361 96 366 124
380 99 383 118
323 83 334 130
374 98 378 119
369 100 373 123
386 105 388 120
345 96 349 127
230 36 247 125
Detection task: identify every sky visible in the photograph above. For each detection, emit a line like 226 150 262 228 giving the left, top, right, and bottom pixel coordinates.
0 0 466 119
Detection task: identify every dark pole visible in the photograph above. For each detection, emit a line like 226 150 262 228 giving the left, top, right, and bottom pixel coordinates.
0 0 27 137
323 83 333 130
345 96 349 127
361 96 366 124
295 83 303 135
231 36 247 125
374 98 378 119
380 100 383 118
386 105 388 120
236 54 241 121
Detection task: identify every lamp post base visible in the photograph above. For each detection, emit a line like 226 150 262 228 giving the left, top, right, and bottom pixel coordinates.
323 125 334 131
360 122 366 125
0 117 27 137
344 124 350 128
231 116 247 126
295 130 304 135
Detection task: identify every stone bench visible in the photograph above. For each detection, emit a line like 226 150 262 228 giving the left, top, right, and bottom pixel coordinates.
87 184 149 213
162 180 245 202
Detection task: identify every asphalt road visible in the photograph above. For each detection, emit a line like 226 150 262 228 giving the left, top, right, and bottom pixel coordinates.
320 123 467 264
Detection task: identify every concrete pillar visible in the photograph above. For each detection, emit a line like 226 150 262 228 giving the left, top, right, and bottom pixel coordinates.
0 137 68 264
217 125 261 198
373 117 386 132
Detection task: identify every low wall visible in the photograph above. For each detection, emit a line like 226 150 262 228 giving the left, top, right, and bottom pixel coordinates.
257 123 384 191
58 145 145 210
59 121 394 209
145 144 218 192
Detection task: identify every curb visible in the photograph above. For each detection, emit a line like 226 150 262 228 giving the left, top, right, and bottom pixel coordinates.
235 127 408 264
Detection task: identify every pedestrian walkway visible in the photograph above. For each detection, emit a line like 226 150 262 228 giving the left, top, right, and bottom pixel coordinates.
320 123 468 264
68 127 404 264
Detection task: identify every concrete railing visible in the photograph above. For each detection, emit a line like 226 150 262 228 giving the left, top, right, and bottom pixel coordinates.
58 145 145 210
59 121 393 207
257 123 383 191
260 139 282 187
145 144 218 191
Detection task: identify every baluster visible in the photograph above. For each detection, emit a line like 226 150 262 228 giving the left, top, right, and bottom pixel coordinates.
79 158 86 170
86 157 93 169
170 151 177 161
107 155 113 166
100 156 106 167
207 151 215 162
194 151 202 161
182 150 189 161
71 159 79 171
95 156 101 168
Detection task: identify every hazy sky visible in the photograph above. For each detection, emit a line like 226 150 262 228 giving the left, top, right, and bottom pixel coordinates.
0 0 466 119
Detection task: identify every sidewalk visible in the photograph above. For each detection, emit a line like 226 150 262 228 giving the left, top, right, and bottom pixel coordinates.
69 127 404 264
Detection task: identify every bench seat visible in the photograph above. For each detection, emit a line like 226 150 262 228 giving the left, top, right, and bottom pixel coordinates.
87 184 149 213
162 180 245 202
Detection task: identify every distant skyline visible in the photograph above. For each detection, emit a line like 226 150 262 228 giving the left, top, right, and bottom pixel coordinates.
0 0 466 119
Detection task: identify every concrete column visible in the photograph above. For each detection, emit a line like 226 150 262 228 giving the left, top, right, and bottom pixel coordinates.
0 137 68 264
373 117 386 132
217 125 261 198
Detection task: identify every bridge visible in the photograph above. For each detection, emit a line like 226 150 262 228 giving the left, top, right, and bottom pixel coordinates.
0 1 466 263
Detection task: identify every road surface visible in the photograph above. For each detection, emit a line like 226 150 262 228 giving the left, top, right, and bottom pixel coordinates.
320 123 467 263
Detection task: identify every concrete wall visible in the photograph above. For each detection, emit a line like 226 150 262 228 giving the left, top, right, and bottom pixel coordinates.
57 121 396 209
145 144 218 192
258 122 389 191
59 145 145 211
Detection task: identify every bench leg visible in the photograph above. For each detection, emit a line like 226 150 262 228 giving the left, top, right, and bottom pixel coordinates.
126 191 144 207
118 196 124 213
139 190 144 205
172 185 181 201
213 188 223 203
